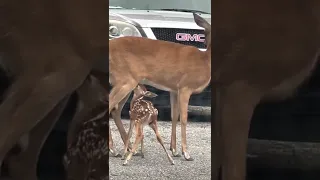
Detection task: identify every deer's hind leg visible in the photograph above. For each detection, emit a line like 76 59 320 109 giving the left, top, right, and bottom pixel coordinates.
123 121 143 166
140 128 144 158
219 82 261 180
149 115 175 165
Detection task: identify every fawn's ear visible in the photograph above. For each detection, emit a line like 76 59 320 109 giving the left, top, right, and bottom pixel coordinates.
144 91 158 98
193 13 210 31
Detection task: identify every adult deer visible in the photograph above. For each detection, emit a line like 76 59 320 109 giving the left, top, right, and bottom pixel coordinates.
109 13 211 161
0 0 108 177
211 0 320 180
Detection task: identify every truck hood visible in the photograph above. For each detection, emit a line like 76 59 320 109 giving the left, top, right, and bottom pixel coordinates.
109 9 211 29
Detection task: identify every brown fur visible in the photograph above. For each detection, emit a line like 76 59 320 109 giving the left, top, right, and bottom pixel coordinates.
63 75 109 180
211 0 320 180
64 99 108 180
0 0 108 177
109 13 211 160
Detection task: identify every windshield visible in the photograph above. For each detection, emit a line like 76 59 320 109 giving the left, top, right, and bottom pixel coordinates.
109 0 211 14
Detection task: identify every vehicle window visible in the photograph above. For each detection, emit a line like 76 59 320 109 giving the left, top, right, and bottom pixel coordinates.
109 0 211 14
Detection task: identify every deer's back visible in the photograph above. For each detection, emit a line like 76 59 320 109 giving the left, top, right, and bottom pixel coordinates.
211 0 320 93
109 37 211 91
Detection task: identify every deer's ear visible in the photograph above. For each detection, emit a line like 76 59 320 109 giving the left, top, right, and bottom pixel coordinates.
144 91 158 98
193 13 210 31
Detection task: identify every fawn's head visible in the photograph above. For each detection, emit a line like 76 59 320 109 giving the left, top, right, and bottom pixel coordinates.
193 13 211 48
133 85 158 100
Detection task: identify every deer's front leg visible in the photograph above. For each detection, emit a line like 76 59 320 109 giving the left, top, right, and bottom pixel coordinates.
109 82 137 113
178 89 193 161
109 125 120 157
110 93 133 151
8 96 70 180
122 119 134 160
169 92 181 157
0 59 90 172
220 82 261 180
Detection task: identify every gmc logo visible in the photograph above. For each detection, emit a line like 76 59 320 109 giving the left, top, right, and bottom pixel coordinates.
176 33 205 42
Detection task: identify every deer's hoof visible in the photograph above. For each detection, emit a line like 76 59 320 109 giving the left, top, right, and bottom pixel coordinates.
132 151 141 156
122 161 128 166
171 161 175 165
121 155 126 160
182 152 194 161
172 151 181 157
115 153 122 158
109 149 120 157
171 149 181 157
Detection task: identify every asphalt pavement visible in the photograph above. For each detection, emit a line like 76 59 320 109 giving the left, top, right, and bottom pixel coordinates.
109 119 211 180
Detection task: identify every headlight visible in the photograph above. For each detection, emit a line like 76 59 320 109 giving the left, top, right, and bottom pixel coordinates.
109 20 142 39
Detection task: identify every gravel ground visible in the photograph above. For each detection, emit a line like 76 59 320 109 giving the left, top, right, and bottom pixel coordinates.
109 119 211 180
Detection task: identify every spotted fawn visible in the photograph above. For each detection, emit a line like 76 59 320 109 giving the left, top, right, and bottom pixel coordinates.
122 84 174 166
63 94 109 180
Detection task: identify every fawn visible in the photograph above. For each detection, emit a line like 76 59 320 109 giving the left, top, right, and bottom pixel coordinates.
63 92 109 180
122 85 174 166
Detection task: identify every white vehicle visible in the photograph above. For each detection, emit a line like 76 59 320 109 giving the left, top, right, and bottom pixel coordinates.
109 0 211 52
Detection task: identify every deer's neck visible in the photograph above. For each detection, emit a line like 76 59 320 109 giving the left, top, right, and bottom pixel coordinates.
204 45 212 73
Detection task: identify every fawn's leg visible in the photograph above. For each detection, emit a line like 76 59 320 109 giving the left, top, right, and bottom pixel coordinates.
169 92 181 157
140 127 144 158
150 117 175 165
65 155 89 180
121 119 134 160
123 122 143 166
